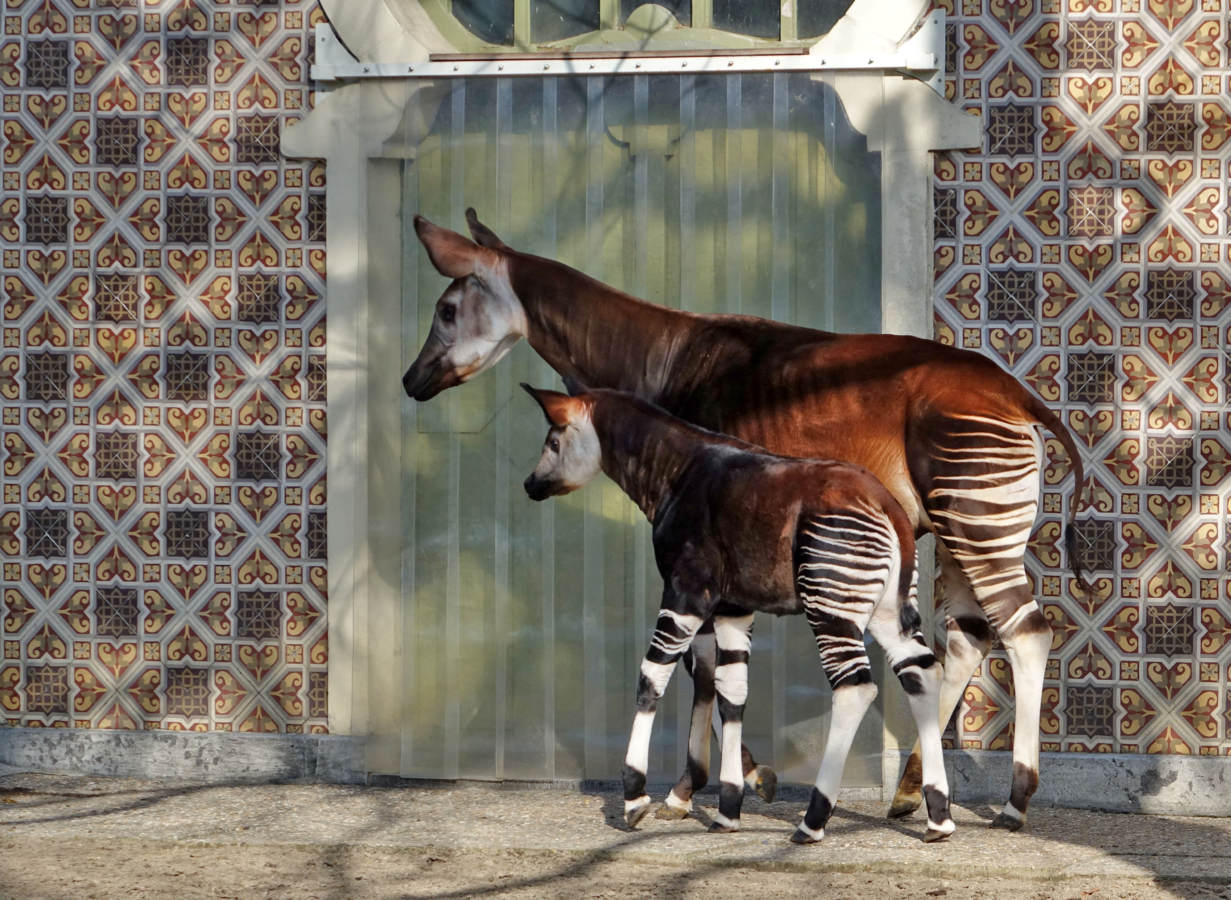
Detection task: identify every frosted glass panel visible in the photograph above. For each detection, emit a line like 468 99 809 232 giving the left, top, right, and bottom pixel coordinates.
388 73 883 785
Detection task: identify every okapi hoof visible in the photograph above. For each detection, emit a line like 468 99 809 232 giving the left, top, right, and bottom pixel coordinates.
754 766 778 804
887 792 922 819
989 812 1025 832
923 828 951 844
789 827 823 844
655 803 690 821
624 799 652 829
707 821 739 834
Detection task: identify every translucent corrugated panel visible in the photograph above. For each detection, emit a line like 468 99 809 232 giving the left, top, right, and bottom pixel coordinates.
388 73 884 785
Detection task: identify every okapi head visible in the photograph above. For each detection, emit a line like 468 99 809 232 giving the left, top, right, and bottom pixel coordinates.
521 384 601 501
401 213 527 401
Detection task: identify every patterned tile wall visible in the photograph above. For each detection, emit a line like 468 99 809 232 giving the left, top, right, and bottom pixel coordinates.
933 0 1231 754
1 0 329 732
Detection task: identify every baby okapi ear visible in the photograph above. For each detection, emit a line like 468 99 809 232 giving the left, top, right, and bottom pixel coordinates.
414 215 480 279
465 207 509 251
521 383 580 428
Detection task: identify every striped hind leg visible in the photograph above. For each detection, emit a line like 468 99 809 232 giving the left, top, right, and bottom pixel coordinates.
915 413 1051 829
867 566 954 842
623 606 704 828
707 610 756 833
790 609 879 844
890 546 992 818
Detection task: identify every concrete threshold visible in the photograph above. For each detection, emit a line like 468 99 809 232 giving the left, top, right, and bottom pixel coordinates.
1 726 1228 816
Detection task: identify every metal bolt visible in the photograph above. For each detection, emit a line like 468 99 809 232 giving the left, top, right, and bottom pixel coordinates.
544 63 550 70
453 64 459 71
681 60 687 67
590 62 595 69
408 65 414 72
774 59 780 65
635 62 641 68
363 66 370 73
727 59 734 66
498 64 504 70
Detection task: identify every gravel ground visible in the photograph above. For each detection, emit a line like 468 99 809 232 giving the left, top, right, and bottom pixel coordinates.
1 774 1230 900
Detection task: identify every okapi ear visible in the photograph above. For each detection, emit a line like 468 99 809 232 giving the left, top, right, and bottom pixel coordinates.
465 207 509 251
521 383 580 428
414 215 479 279
561 373 588 397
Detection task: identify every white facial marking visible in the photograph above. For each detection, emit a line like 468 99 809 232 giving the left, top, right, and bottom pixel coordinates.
436 258 528 383
530 407 602 494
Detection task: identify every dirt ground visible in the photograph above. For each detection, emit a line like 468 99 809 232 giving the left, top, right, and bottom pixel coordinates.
3 836 1230 900
2 774 1230 900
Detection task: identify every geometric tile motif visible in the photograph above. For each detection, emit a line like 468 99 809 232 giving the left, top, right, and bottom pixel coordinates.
24 351 70 402
237 273 283 325
986 269 1036 323
3 0 328 736
165 37 210 88
1144 269 1194 323
1143 604 1196 658
95 587 140 638
1066 186 1113 239
307 193 326 242
164 195 212 245
1065 20 1115 71
95 432 140 481
1066 685 1114 738
1066 351 1116 405
236 115 281 165
165 509 210 560
235 432 283 482
307 512 327 560
164 352 212 402
1144 101 1196 154
1072 519 1115 573
24 40 70 89
236 590 282 640
24 664 70 715
95 273 141 323
24 196 70 245
165 667 210 718
933 0 1231 757
986 103 1036 157
95 118 142 167
24 508 68 558
1144 437 1194 489
935 188 958 239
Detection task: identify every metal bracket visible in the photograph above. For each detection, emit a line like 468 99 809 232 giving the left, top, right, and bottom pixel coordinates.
310 14 946 91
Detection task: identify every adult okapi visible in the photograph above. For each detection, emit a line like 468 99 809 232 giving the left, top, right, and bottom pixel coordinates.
402 210 1089 832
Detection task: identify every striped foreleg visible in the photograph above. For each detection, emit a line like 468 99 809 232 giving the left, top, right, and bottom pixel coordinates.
658 624 716 820
707 611 756 833
623 608 704 828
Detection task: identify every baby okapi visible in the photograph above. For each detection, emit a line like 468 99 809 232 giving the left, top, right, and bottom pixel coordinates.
521 385 954 844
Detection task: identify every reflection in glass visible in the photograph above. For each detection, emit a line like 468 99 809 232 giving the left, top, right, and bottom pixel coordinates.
712 0 778 38
392 73 883 785
620 0 691 27
532 0 601 43
798 0 856 38
453 0 514 45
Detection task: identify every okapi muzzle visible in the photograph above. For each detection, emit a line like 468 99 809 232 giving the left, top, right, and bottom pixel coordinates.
401 332 451 400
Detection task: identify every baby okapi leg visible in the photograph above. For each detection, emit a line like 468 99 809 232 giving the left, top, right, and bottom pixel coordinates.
867 586 955 842
624 608 704 828
659 624 716 820
792 612 878 844
708 612 755 833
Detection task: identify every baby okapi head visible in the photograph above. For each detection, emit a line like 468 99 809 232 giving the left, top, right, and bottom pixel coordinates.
522 384 602 501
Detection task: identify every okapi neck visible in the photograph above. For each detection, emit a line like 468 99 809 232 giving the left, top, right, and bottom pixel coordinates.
589 397 706 524
510 255 689 400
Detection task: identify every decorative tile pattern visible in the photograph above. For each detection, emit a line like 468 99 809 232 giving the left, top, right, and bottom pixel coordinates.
2 0 328 734
934 0 1231 756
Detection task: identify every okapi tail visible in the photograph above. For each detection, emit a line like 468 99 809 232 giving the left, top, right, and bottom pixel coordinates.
1023 394 1093 596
